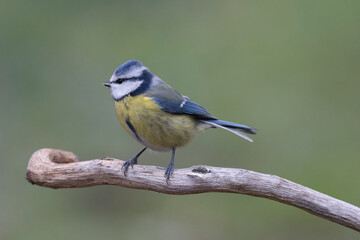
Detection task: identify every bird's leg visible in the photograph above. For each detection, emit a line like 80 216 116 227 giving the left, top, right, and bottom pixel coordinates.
122 147 147 176
164 147 176 182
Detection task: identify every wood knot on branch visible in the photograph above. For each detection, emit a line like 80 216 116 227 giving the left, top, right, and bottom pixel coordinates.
192 166 212 174
49 150 79 163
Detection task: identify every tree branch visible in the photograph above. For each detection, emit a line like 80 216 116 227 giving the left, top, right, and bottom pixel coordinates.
26 148 360 232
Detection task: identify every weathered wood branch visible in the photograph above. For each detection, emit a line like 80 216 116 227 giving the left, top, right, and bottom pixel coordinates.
26 148 360 232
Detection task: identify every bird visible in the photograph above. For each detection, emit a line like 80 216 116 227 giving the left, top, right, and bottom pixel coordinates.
103 60 256 181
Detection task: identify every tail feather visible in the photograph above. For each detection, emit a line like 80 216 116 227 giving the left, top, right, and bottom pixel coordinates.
201 119 256 142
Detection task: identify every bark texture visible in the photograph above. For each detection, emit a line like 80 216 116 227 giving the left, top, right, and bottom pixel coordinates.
26 148 360 232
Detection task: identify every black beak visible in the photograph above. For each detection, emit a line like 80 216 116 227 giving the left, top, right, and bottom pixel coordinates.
103 81 111 87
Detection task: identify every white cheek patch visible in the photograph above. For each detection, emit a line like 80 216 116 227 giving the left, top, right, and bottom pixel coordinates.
111 80 142 100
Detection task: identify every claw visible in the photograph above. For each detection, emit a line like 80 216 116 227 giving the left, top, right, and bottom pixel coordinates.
165 147 176 183
164 162 174 184
122 157 137 176
121 148 147 177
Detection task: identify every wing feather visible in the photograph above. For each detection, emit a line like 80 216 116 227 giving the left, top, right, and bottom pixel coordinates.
152 97 216 119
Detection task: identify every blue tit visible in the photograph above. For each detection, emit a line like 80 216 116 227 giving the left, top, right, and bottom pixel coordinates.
103 60 256 180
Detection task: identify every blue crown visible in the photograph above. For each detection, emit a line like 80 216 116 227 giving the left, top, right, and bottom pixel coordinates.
114 60 143 76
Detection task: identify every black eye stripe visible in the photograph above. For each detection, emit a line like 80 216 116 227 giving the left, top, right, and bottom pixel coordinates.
115 77 138 84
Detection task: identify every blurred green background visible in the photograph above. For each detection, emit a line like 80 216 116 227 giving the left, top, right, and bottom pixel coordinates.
1 0 359 239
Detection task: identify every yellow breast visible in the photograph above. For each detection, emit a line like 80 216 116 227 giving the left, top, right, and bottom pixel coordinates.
114 95 205 151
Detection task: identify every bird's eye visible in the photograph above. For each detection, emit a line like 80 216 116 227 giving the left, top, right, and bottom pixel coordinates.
115 78 125 84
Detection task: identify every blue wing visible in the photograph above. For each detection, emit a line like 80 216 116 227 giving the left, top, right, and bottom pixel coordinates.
152 97 216 120
152 96 256 142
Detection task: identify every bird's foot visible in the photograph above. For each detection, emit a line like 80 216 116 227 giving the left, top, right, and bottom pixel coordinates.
122 157 138 176
164 162 174 183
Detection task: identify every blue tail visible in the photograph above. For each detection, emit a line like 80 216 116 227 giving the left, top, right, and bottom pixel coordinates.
201 119 256 142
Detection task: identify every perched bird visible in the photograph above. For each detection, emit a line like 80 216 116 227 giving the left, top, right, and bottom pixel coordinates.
104 60 256 180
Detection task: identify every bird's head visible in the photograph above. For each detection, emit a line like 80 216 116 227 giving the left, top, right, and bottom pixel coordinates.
104 60 151 101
